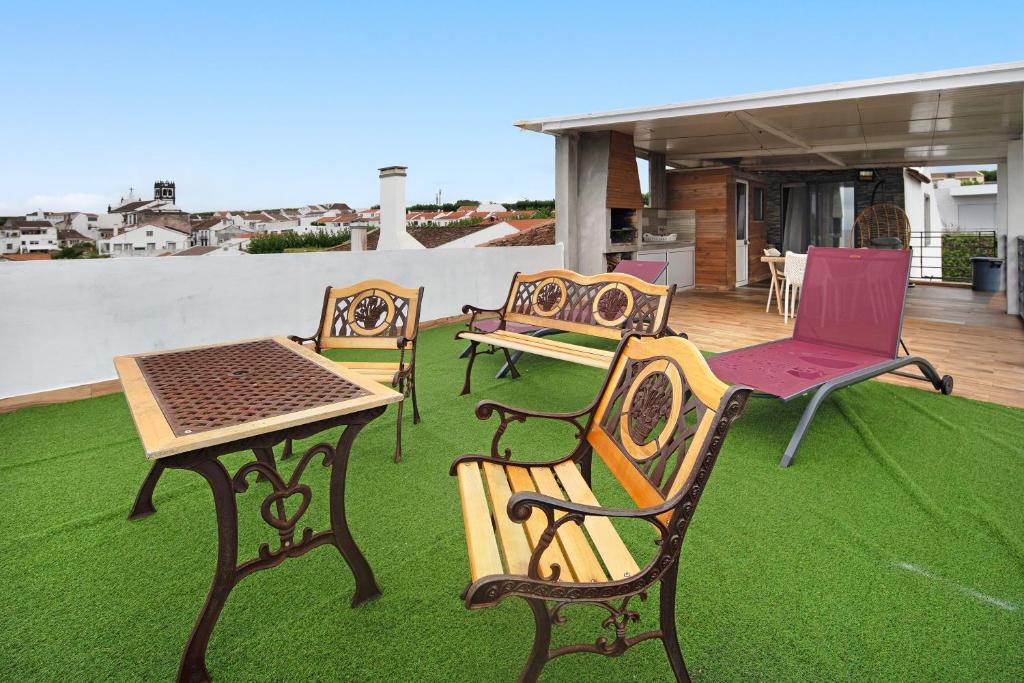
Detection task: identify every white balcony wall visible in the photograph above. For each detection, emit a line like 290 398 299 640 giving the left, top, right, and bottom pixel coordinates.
0 245 564 399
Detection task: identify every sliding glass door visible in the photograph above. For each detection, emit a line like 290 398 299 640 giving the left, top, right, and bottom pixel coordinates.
782 182 856 253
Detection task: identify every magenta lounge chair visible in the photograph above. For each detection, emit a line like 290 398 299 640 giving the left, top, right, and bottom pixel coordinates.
708 247 953 467
459 259 673 377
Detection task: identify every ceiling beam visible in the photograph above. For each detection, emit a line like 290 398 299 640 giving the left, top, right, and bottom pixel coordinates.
650 132 1015 161
735 110 847 167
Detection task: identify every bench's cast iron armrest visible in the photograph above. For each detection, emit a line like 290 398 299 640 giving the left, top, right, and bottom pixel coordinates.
473 399 595 461
287 333 319 349
506 490 679 581
460 304 506 334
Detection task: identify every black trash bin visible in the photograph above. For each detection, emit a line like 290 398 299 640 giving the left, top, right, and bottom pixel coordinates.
970 257 1004 292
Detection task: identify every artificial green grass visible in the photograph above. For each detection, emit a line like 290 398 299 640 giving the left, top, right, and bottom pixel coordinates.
1 324 1022 682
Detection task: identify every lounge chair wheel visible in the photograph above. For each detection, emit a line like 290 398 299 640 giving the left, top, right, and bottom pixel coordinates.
940 375 954 395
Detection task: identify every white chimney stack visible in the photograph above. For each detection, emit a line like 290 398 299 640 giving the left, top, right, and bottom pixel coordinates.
377 165 423 250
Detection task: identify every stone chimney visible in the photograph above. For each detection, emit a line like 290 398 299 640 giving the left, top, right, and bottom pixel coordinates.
376 166 423 250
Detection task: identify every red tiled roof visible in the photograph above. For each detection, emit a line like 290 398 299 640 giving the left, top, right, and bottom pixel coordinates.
57 230 92 241
482 222 555 247
332 223 495 251
11 219 53 228
190 217 224 231
502 219 555 232
2 252 52 261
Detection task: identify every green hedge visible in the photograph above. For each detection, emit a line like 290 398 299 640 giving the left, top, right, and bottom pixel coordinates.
246 228 349 254
941 233 997 280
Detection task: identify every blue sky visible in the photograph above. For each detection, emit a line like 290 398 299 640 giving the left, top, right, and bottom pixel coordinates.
0 1 1020 214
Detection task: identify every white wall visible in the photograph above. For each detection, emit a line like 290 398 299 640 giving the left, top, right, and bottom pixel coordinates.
0 245 564 398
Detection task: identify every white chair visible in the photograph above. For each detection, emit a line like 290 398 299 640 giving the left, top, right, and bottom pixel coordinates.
784 252 807 323
764 248 785 313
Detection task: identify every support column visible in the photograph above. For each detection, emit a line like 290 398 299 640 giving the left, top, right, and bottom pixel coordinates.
648 152 667 208
555 134 580 271
1006 139 1023 316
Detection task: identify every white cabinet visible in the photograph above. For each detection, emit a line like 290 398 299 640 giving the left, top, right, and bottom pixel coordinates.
637 246 694 290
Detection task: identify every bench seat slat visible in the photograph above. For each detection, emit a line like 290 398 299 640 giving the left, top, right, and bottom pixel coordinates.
553 462 640 580
504 466 574 581
528 467 608 583
458 331 614 369
337 361 403 370
481 462 533 576
456 462 504 581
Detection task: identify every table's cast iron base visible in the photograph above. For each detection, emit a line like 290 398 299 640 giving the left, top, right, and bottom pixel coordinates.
130 407 385 683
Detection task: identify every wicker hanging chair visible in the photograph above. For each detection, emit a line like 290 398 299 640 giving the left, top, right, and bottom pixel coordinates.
854 202 911 249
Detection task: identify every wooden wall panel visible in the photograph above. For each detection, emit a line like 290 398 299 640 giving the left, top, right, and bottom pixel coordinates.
606 131 643 209
667 169 734 290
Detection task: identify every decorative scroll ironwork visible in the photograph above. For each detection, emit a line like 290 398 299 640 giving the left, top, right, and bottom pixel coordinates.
547 593 659 660
352 294 389 330
231 443 335 578
329 287 412 339
509 276 663 333
597 287 629 322
536 282 563 312
597 357 706 495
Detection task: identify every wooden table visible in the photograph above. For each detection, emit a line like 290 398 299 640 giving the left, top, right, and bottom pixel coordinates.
761 255 786 315
115 336 402 683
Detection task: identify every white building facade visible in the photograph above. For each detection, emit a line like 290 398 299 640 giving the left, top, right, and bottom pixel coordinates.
99 224 189 256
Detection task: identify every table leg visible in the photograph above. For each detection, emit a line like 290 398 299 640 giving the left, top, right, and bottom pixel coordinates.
129 460 166 520
160 407 386 681
177 458 239 683
328 418 383 607
767 263 783 315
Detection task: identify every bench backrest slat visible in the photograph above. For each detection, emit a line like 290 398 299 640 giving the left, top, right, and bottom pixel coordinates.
586 336 732 517
503 269 674 340
316 279 424 350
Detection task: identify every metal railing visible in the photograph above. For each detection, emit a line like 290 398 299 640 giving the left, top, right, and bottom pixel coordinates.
908 230 997 282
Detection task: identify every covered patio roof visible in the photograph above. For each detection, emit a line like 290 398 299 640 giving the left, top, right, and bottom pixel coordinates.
516 61 1024 170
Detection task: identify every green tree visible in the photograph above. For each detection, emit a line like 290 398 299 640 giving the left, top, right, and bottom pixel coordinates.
52 243 104 259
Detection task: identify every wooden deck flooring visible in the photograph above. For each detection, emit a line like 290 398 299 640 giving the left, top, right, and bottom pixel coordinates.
669 284 1024 409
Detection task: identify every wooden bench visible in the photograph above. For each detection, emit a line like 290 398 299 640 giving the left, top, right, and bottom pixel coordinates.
289 279 423 462
450 334 751 682
457 269 677 394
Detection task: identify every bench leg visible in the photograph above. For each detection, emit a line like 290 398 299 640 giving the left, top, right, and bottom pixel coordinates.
459 342 473 359
410 365 421 424
393 388 404 464
461 341 479 396
660 562 692 683
501 348 521 380
496 349 524 379
519 598 552 683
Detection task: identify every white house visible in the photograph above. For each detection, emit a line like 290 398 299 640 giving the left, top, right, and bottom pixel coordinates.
99 224 189 256
943 182 998 232
7 220 59 253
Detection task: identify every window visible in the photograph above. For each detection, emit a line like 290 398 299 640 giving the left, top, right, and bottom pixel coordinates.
752 187 765 221
146 230 153 237
147 242 156 251
166 242 176 250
